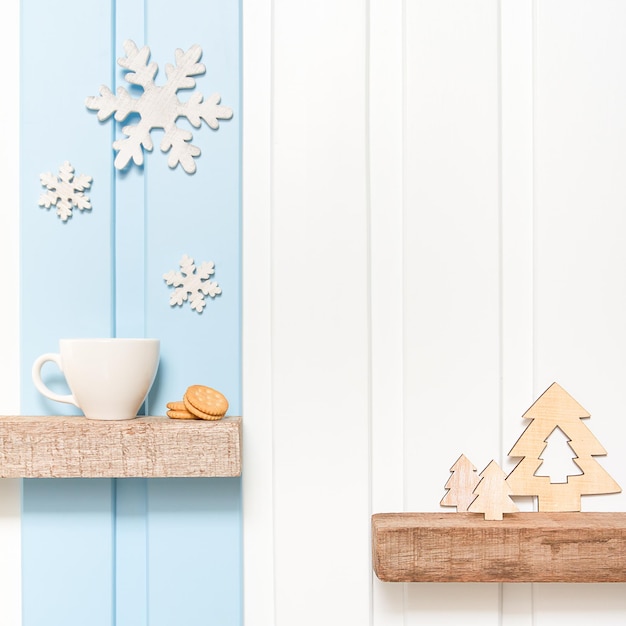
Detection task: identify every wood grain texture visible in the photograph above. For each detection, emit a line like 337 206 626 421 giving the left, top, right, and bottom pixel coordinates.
507 383 622 511
0 415 241 478
372 512 626 583
468 461 519 520
440 454 479 512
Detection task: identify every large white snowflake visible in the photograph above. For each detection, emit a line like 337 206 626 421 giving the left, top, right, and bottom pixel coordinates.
163 254 222 313
85 39 233 174
38 161 92 221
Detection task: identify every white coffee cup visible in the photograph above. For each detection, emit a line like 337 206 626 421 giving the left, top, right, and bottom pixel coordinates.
32 338 160 421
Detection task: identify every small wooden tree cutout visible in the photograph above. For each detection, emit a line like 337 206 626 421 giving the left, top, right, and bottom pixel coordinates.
440 454 480 511
468 460 519 520
506 382 621 512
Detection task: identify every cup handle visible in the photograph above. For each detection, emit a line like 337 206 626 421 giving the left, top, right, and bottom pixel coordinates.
31 353 79 407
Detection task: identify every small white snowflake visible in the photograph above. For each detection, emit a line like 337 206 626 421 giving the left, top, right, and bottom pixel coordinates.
85 39 233 174
38 161 93 221
163 254 222 313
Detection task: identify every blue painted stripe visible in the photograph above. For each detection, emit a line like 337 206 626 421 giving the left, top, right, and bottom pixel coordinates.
113 0 148 339
114 479 148 626
20 1 116 625
146 479 242 626
22 480 115 626
111 4 150 625
142 1 242 622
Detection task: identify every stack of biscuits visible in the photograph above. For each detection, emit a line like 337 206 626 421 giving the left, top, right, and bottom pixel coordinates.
166 384 228 421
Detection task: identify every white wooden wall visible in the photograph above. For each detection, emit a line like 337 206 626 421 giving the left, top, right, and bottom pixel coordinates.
242 2 626 626
2 1 626 625
0 1 22 624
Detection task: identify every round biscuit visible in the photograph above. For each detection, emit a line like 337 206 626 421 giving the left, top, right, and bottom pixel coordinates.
184 385 228 416
183 393 225 420
167 408 197 420
166 401 186 411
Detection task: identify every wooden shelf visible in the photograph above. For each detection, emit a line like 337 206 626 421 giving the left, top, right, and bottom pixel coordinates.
0 415 241 478
372 512 626 583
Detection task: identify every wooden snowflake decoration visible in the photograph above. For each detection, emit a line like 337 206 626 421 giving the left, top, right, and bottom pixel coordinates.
86 40 233 174
38 161 92 221
163 254 222 313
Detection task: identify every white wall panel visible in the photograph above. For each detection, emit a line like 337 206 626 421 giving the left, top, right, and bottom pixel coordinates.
500 0 535 623
242 2 626 625
369 0 406 623
0 1 22 625
500 0 535 475
533 0 626 619
270 1 370 624
534 0 626 510
533 584 626 626
402 1 501 621
242 0 275 624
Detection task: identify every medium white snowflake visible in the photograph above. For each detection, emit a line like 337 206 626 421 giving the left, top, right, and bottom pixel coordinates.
163 254 222 313
85 39 233 174
38 161 93 221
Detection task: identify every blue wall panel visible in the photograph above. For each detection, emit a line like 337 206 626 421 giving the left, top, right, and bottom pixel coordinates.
113 0 147 341
142 2 241 623
21 0 242 623
111 4 151 624
21 1 116 624
21 480 115 626
146 479 242 626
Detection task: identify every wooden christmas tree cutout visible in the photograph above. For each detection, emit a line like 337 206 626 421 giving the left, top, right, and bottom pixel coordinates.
468 460 519 520
440 454 479 511
506 382 621 512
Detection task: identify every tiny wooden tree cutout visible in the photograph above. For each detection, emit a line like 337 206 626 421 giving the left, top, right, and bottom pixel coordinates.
468 460 519 520
440 454 479 511
506 382 621 512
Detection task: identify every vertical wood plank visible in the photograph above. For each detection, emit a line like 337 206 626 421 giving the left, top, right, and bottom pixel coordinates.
241 0 277 623
0 1 22 624
144 0 240 413
500 0 535 622
114 0 147 339
271 1 371 623
142 0 242 624
146 478 242 626
533 0 626 511
0 0 21 408
369 0 406 623
115 478 148 626
20 0 115 394
533 0 626 620
533 585 626 626
20 1 115 624
0 480 20 626
112 3 150 625
500 0 535 478
111 6 148 626
21 480 114 626
370 0 405 525
402 1 501 622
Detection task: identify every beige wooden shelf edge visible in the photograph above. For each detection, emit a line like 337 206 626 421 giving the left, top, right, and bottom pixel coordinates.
0 415 241 478
372 511 626 583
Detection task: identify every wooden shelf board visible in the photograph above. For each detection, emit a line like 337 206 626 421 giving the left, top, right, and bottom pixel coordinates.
0 415 241 478
372 512 626 583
